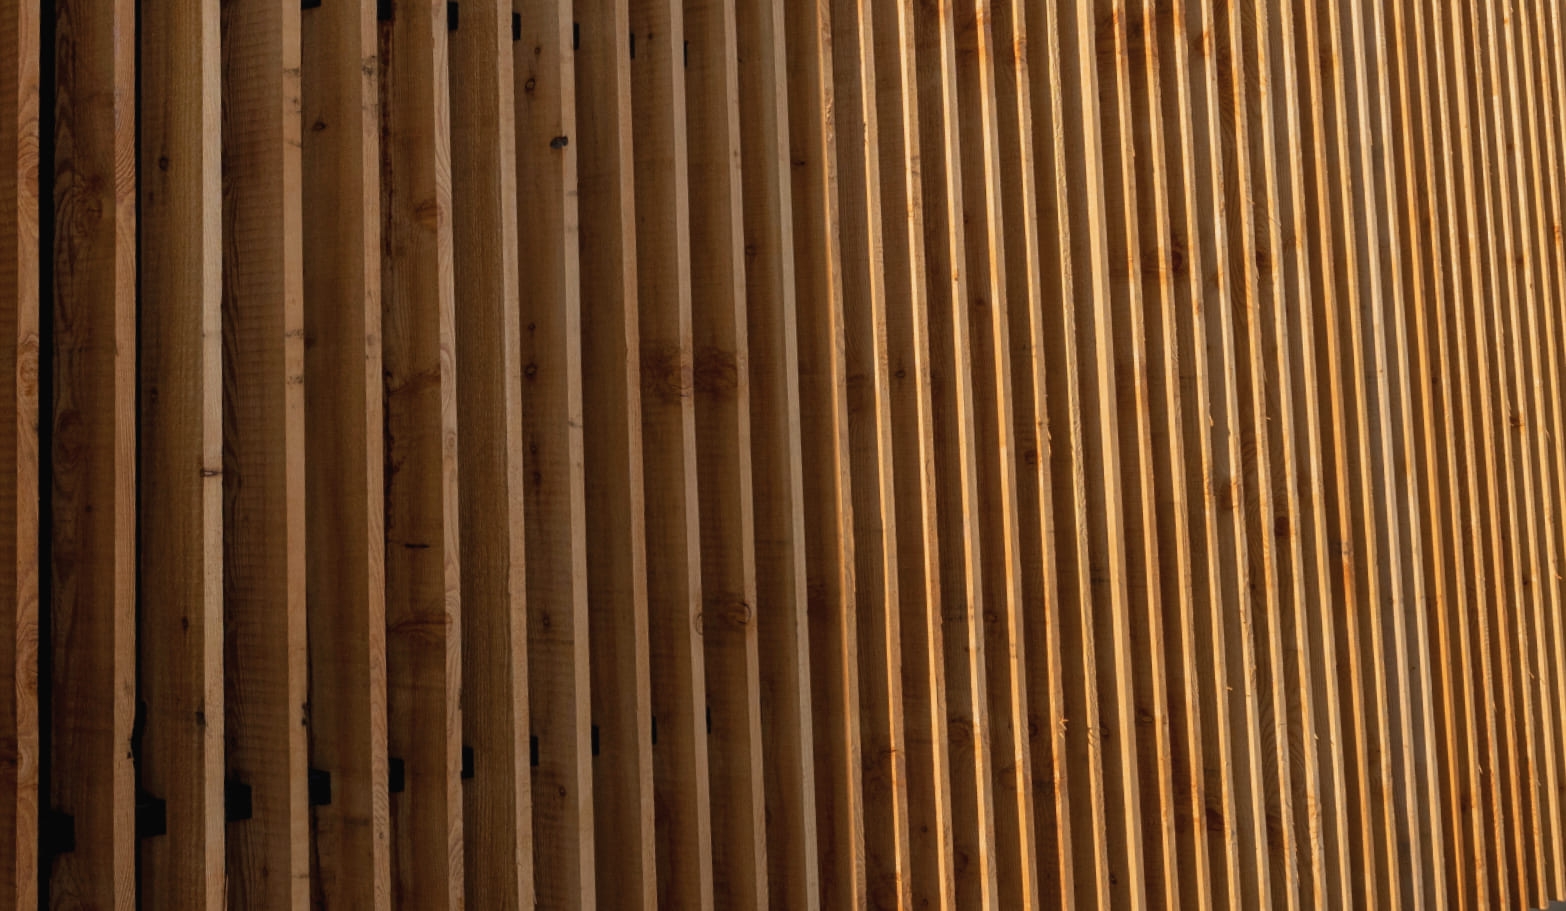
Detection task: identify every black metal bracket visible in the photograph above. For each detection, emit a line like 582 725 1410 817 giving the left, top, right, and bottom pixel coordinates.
136 791 167 839
388 757 406 794
225 780 253 823
461 745 474 780
308 768 332 807
43 809 75 856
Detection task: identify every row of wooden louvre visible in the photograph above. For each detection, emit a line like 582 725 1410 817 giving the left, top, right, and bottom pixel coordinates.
8 0 1566 905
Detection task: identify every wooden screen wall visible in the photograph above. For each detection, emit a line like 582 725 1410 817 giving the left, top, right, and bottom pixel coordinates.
8 0 1566 906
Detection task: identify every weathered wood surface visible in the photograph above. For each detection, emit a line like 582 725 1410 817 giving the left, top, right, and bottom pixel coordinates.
8 0 1566 906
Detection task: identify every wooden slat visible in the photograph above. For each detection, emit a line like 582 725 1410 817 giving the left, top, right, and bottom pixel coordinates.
1023 0 1113 905
46 0 135 894
376 0 463 901
1307 0 1403 901
1063 0 1153 904
1343 0 1432 900
1416 0 1496 902
448 0 530 904
1151 0 1234 902
732 0 821 903
1167 0 1258 902
990 0 1071 906
1213 0 1295 903
512 0 595 904
951 2 1038 906
1265 0 1353 901
1375 0 1450 894
866 0 955 906
0 0 37 898
574 0 657 906
682 0 769 903
782 1 862 906
300 0 391 902
1387 0 1476 900
910 2 997 906
1524 0 1566 899
136 0 224 896
1446 0 1518 903
1470 0 1543 898
829 0 913 906
217 0 309 899
846 0 919 902
1497 0 1566 896
1123 0 1203 905
1091 0 1179 904
1257 0 1337 902
626 0 714 905
1227 1 1311 904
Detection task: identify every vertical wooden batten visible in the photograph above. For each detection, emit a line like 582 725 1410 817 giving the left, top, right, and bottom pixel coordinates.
0 0 37 898
300 0 391 900
218 0 310 898
377 0 464 897
135 0 225 896
46 0 134 893
512 0 596 903
574 0 657 904
449 0 531 900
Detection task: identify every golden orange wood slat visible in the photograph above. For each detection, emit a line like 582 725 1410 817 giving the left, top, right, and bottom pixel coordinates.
1418 0 1495 902
782 1 862 907
1274 0 1353 900
683 0 769 905
871 0 956 897
991 0 1069 905
1448 0 1519 903
46 0 134 897
1023 0 1113 906
1470 0 1542 898
830 0 914 906
1093 0 1179 904
911 2 999 906
1385 0 1466 901
732 0 820 906
951 2 1037 906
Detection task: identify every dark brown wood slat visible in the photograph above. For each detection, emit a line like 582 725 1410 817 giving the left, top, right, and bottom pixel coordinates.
47 0 134 895
449 0 531 902
218 0 309 899
136 0 225 896
0 0 38 900
513 0 595 903
575 0 657 905
377 0 464 899
733 0 821 904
